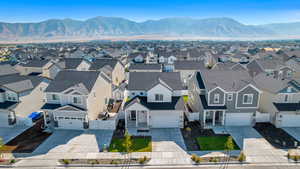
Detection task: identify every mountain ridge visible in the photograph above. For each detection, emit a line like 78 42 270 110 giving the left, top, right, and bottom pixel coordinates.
0 16 299 40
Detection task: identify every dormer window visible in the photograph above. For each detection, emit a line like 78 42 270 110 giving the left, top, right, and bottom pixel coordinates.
213 94 220 103
155 94 163 101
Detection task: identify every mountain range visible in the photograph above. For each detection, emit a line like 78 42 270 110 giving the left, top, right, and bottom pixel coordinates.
0 16 300 41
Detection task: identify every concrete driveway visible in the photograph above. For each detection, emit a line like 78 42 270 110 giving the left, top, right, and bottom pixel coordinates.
282 127 300 142
151 128 186 152
32 129 113 155
226 126 287 163
0 126 29 144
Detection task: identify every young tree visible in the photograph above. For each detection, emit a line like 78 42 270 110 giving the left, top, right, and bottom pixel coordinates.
225 136 234 152
123 130 133 154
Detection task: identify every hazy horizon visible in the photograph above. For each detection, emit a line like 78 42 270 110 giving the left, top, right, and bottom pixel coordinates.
1 0 300 25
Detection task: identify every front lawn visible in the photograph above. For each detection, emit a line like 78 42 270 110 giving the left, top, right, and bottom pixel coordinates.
109 137 152 152
197 136 239 151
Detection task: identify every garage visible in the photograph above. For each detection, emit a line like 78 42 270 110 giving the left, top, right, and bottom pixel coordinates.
56 116 84 130
0 113 9 127
225 113 253 126
150 111 182 128
279 114 300 127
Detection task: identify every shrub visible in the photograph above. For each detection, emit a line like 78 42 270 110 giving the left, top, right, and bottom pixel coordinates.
191 154 197 161
185 127 192 132
195 157 202 164
238 151 246 162
62 159 70 165
138 156 148 164
10 159 16 164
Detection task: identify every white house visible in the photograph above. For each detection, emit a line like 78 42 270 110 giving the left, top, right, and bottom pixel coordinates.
123 72 185 133
41 70 113 130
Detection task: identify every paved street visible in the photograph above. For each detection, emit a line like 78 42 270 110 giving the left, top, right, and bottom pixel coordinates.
226 126 287 163
282 128 300 142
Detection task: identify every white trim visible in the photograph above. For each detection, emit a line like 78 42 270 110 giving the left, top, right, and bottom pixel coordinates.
207 87 226 106
243 94 254 104
227 93 233 101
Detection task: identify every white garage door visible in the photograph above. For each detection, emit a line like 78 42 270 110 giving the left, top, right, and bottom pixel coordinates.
225 113 253 126
151 111 181 128
280 114 300 127
57 117 84 130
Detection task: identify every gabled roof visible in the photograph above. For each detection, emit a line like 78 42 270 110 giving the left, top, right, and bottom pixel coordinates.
41 103 86 111
127 72 183 91
59 58 88 70
174 61 206 70
253 73 290 93
45 70 100 93
199 70 254 91
124 96 185 111
129 64 162 70
0 64 19 77
19 59 50 68
273 103 300 112
246 60 264 77
89 58 119 71
0 74 44 93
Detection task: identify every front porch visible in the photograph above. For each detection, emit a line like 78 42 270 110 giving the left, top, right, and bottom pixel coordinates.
125 110 150 132
203 110 225 128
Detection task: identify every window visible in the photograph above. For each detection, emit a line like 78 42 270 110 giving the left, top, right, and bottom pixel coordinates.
284 94 289 102
7 93 16 101
227 93 233 101
73 97 81 104
52 94 59 101
155 94 163 101
213 94 220 103
243 94 253 104
287 70 292 77
140 92 144 95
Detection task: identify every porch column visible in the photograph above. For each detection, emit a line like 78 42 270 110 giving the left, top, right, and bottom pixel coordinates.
203 110 206 126
212 111 216 126
147 111 150 127
125 110 128 128
136 111 138 127
222 110 225 125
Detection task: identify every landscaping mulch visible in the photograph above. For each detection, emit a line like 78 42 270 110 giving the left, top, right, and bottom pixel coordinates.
59 158 151 165
254 123 300 149
0 159 19 165
1 119 51 153
181 120 236 151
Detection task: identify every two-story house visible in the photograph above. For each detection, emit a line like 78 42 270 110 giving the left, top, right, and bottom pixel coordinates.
89 58 125 86
188 70 261 128
123 72 185 133
0 66 48 127
41 70 112 130
254 73 300 127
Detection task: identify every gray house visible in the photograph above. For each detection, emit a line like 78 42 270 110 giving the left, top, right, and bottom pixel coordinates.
188 70 261 128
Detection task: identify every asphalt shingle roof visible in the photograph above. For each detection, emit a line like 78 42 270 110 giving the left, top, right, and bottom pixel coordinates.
127 72 183 90
0 64 19 77
273 103 300 111
129 64 162 70
174 61 205 70
20 59 50 68
124 96 185 110
89 59 119 70
45 70 100 93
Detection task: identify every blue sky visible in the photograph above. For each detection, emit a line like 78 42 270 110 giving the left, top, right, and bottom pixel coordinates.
1 0 300 24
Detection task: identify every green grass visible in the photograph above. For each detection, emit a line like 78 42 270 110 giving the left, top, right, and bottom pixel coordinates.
109 137 152 152
183 95 189 103
196 136 240 151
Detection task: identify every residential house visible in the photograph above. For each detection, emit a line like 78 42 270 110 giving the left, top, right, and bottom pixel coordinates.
15 59 51 75
123 72 185 133
0 73 48 127
129 64 162 72
173 60 206 87
41 70 113 130
89 58 125 86
254 73 300 127
188 70 261 128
